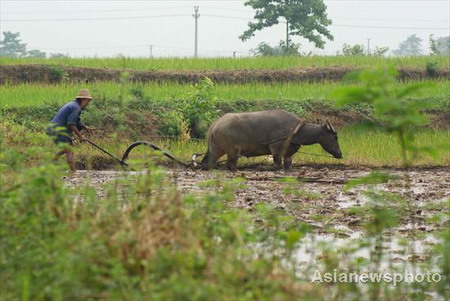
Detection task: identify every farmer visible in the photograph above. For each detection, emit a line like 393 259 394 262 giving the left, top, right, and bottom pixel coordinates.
47 89 93 172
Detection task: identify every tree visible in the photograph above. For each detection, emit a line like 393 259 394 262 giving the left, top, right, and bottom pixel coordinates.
251 39 301 56
392 34 423 56
28 49 46 58
50 52 70 59
341 43 365 56
340 43 389 57
372 46 389 57
0 31 27 57
239 0 333 49
429 34 450 55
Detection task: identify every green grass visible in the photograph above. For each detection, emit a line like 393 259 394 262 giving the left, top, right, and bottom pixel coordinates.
69 128 450 168
1 80 449 108
1 55 450 70
3 117 449 168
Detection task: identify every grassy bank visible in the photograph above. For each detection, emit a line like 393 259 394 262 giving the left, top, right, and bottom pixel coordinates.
72 129 450 168
3 119 449 168
2 55 449 70
1 80 449 108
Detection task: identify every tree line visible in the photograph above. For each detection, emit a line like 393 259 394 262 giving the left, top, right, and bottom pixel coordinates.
0 31 68 58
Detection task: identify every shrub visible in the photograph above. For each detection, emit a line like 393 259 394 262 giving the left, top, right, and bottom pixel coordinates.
46 65 68 83
426 61 439 78
181 77 217 138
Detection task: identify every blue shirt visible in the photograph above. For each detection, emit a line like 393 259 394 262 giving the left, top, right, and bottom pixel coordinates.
50 100 84 134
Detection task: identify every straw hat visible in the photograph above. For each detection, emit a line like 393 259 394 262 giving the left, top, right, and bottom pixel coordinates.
75 89 93 100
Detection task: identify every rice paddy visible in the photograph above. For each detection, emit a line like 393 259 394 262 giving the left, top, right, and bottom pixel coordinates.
1 55 449 70
1 79 449 108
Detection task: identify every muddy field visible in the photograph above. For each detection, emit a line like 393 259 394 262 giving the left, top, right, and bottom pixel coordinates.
65 165 449 266
67 165 449 233
2 64 449 84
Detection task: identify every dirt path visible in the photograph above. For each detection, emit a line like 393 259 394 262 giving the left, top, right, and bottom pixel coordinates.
2 64 450 84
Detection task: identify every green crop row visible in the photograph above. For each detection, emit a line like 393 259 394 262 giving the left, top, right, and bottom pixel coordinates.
1 55 449 70
1 80 449 109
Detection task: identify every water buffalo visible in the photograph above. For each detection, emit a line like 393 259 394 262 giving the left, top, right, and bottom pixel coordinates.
201 109 342 171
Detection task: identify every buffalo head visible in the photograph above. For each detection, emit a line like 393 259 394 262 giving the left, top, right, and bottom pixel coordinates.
318 120 342 159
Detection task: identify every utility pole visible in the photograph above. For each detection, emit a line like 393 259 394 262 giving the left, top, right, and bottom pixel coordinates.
286 19 289 49
233 51 237 58
285 0 290 49
193 6 200 58
367 38 371 55
148 45 153 58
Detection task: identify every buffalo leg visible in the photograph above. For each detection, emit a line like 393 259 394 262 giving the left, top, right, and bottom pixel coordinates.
202 148 225 170
283 145 300 170
283 156 293 170
269 143 282 170
272 154 282 170
226 156 239 171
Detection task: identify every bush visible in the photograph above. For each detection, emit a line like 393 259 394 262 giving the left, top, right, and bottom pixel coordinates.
181 77 218 138
426 61 439 78
46 65 68 83
155 110 185 137
0 142 313 299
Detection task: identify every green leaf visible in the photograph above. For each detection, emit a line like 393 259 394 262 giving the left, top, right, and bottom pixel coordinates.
345 172 395 191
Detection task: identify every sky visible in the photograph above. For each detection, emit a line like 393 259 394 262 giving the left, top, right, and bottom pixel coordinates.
1 0 449 57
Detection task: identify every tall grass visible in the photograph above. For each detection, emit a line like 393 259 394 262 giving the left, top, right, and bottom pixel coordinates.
3 118 448 168
1 135 314 299
1 80 449 108
1 55 449 70
70 129 450 168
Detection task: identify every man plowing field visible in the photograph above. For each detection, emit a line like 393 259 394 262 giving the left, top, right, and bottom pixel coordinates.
46 89 93 172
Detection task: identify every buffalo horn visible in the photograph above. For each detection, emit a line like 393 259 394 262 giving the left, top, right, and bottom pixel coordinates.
326 120 336 133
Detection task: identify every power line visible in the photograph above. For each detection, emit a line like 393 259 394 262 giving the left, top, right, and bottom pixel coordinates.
3 11 448 30
203 14 252 21
203 5 449 22
330 16 450 22
332 24 450 30
26 43 246 55
36 44 149 50
187 5 450 23
1 14 190 22
202 14 449 30
0 6 193 14
201 6 253 14
3 9 448 24
3 5 447 23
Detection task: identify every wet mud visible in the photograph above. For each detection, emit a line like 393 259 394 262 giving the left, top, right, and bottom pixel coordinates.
67 165 449 232
66 165 449 262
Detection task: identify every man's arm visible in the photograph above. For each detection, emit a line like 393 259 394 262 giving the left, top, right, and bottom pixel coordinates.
70 125 87 142
67 106 88 140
